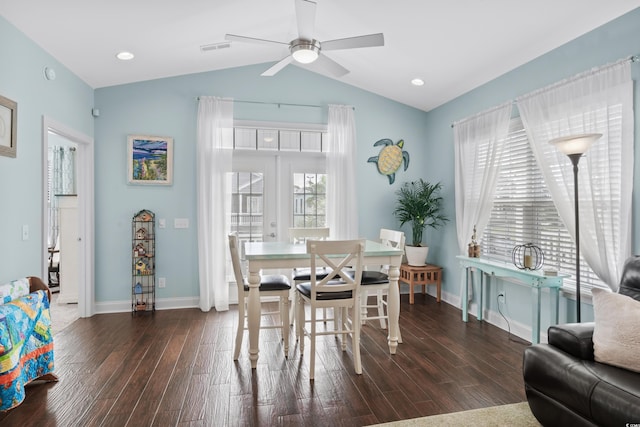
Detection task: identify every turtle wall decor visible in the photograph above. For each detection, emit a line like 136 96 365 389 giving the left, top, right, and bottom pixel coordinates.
367 138 410 184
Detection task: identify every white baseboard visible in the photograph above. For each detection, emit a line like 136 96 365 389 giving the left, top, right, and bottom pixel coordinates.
94 296 200 314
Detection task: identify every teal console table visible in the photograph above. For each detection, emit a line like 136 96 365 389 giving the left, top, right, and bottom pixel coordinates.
457 256 567 344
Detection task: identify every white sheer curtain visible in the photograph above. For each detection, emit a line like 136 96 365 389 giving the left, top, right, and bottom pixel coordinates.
517 59 633 291
327 104 359 239
48 146 76 247
453 102 513 256
197 96 234 311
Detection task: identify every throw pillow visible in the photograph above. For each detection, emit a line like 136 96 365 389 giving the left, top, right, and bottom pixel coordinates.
0 277 30 304
592 287 640 373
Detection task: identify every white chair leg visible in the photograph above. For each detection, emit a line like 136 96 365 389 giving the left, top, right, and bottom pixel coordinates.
233 298 245 360
360 291 368 325
377 289 387 329
352 305 362 375
340 307 347 351
310 305 316 380
289 286 296 326
281 295 289 357
297 293 305 351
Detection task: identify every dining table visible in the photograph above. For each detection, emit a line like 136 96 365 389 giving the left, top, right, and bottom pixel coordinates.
243 239 404 368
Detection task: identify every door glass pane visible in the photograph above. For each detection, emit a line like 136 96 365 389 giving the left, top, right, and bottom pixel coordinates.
292 173 326 227
231 172 264 242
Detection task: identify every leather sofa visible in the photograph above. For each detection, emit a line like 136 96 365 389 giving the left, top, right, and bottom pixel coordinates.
523 256 640 426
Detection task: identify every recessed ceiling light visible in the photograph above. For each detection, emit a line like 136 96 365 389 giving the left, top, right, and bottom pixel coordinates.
411 78 425 86
116 51 135 61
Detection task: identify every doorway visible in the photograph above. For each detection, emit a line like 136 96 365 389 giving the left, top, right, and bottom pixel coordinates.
41 116 94 319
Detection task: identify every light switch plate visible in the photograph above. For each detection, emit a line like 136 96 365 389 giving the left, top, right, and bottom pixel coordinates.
158 218 166 229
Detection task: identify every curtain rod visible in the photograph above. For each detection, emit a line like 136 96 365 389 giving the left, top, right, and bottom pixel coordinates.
450 54 639 128
196 97 355 110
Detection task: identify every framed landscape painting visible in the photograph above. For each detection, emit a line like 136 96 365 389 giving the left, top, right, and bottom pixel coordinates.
0 95 17 158
127 135 173 185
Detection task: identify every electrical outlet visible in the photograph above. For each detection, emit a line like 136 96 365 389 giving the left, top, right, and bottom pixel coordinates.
158 277 166 288
22 225 29 241
498 292 506 303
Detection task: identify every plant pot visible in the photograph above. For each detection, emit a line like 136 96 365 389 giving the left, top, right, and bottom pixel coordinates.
405 245 429 266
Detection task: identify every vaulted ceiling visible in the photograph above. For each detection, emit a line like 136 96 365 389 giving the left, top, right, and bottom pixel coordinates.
0 1 636 111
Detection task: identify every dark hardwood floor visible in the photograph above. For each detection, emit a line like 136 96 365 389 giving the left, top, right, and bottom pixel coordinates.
1 293 529 427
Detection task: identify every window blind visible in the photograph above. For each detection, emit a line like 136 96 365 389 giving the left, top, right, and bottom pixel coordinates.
482 118 607 291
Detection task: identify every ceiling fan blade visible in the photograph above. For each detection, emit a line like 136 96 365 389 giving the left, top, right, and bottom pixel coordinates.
302 54 349 77
321 33 384 51
295 0 317 41
225 33 288 47
261 56 293 76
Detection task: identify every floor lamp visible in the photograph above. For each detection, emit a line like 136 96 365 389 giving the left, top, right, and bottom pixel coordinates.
549 133 602 322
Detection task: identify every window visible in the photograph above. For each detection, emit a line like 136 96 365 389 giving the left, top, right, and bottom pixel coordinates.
230 172 264 242
482 118 606 291
293 173 326 227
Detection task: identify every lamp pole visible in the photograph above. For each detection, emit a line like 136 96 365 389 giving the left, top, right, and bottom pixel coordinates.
568 153 582 322
549 133 601 323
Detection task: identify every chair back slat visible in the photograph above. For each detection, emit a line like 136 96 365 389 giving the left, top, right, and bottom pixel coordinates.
289 227 330 244
377 228 405 272
379 228 406 250
228 233 246 294
307 239 364 297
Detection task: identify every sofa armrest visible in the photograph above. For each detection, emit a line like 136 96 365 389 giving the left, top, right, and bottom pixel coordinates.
547 322 595 361
27 276 51 303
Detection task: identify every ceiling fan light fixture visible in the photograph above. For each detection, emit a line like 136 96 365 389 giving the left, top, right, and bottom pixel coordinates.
290 40 320 64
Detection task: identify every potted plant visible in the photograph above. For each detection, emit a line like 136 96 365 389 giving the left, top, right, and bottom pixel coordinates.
394 179 448 265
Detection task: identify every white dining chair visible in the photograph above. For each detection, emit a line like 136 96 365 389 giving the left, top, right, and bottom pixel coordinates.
228 233 291 360
296 239 365 380
358 228 405 342
288 227 332 324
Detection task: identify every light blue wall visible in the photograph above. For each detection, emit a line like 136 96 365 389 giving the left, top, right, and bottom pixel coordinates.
94 65 428 303
0 16 94 284
424 7 640 330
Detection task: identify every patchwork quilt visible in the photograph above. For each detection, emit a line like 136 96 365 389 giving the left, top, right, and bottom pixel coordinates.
0 290 55 411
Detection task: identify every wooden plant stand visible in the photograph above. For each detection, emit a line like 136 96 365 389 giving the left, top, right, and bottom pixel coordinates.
399 263 442 304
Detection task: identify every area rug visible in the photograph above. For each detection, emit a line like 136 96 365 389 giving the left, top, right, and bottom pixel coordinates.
370 402 540 427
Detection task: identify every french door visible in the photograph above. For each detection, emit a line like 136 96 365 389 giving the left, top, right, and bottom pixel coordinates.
230 152 326 244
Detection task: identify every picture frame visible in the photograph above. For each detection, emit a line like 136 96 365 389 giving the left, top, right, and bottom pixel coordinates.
127 135 173 185
0 95 17 158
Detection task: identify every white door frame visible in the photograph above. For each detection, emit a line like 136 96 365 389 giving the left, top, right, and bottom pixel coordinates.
41 116 95 318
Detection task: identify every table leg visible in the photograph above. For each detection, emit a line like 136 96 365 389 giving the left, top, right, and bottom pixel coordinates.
462 267 469 322
247 267 261 368
531 285 541 344
477 272 485 321
549 287 559 326
387 264 400 354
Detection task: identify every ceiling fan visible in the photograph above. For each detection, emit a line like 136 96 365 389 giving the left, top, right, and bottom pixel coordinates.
225 0 384 77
